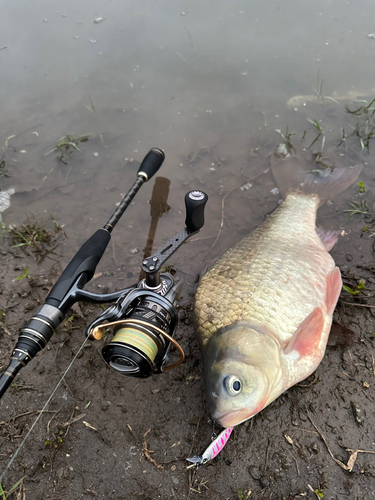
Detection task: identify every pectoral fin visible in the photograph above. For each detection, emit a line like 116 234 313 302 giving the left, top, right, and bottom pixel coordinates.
284 307 324 357
326 267 342 315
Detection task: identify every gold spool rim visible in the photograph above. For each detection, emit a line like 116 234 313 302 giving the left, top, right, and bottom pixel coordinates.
89 318 185 371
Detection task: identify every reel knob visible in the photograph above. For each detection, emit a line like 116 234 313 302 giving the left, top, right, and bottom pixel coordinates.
184 190 208 232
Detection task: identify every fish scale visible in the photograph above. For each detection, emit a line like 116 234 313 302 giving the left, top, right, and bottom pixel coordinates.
195 194 334 348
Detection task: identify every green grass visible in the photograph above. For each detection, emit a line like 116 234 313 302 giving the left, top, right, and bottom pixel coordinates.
238 488 252 499
0 477 25 499
1 215 66 254
15 266 29 281
358 181 366 193
343 281 365 295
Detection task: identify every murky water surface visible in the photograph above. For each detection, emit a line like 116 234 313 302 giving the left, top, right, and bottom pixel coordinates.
1 0 375 290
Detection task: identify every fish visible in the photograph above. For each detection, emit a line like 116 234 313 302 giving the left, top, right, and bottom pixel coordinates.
194 154 362 428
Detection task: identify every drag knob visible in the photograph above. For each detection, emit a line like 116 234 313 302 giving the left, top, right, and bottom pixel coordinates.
184 190 208 232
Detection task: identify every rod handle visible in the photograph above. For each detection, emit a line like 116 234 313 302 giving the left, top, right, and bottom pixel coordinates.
137 148 165 181
45 229 111 307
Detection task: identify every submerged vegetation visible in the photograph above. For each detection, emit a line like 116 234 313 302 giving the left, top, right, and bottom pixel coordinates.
0 156 9 178
341 98 375 152
342 199 372 221
50 133 92 164
274 126 296 157
307 118 325 151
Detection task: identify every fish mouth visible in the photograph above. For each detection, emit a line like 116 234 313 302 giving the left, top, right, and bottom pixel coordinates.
215 408 254 428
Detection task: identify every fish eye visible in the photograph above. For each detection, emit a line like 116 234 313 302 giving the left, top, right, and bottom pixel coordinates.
224 375 242 396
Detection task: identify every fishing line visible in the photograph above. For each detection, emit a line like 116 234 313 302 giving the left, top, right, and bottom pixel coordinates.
0 336 89 483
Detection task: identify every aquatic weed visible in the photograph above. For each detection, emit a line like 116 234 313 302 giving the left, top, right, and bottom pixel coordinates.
50 133 92 164
274 126 296 157
339 98 375 153
307 118 325 151
311 76 340 105
341 200 372 221
0 156 9 178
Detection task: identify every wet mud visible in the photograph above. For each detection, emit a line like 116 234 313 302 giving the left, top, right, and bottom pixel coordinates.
0 144 375 499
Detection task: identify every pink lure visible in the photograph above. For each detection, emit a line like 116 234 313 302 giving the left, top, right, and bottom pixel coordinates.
186 427 233 465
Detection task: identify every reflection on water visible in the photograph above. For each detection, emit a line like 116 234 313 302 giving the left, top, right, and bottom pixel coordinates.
1 0 374 291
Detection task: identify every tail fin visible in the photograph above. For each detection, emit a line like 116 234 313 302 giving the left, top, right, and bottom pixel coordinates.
271 154 363 207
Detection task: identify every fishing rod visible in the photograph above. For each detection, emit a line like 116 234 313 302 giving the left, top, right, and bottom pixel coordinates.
0 148 208 398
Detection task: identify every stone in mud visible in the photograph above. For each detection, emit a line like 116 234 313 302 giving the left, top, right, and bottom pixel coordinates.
259 476 270 488
351 401 365 426
248 465 262 480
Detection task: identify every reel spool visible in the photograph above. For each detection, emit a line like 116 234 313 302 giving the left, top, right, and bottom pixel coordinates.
89 291 184 378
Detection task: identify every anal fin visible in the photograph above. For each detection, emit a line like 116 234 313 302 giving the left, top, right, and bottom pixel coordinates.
316 227 340 252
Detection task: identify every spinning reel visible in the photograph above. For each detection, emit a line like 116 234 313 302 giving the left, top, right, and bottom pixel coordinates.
0 149 208 398
86 189 208 378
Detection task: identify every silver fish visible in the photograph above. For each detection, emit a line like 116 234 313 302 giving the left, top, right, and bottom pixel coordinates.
194 156 362 428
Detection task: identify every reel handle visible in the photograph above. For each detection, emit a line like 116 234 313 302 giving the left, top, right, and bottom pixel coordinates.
137 148 165 181
185 191 208 232
142 190 208 286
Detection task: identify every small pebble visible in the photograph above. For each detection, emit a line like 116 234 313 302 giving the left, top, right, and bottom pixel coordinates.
351 401 365 426
259 476 270 488
248 465 262 480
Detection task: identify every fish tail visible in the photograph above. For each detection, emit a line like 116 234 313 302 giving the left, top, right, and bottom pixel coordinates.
271 155 363 207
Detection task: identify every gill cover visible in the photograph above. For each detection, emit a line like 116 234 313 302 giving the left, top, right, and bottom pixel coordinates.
201 322 283 427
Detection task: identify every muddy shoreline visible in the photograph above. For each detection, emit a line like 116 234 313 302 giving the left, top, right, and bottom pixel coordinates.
0 191 375 499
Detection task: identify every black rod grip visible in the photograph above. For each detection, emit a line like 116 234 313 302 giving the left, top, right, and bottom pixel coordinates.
137 148 165 181
46 228 111 307
0 360 23 399
185 191 208 232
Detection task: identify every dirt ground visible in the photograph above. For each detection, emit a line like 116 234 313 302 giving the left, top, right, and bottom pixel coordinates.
0 149 375 500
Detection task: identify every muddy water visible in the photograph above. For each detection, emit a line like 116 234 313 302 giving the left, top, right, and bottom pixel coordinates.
1 1 375 499
1 0 375 283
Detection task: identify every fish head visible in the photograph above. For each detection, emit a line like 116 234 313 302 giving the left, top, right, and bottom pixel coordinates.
202 322 283 428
